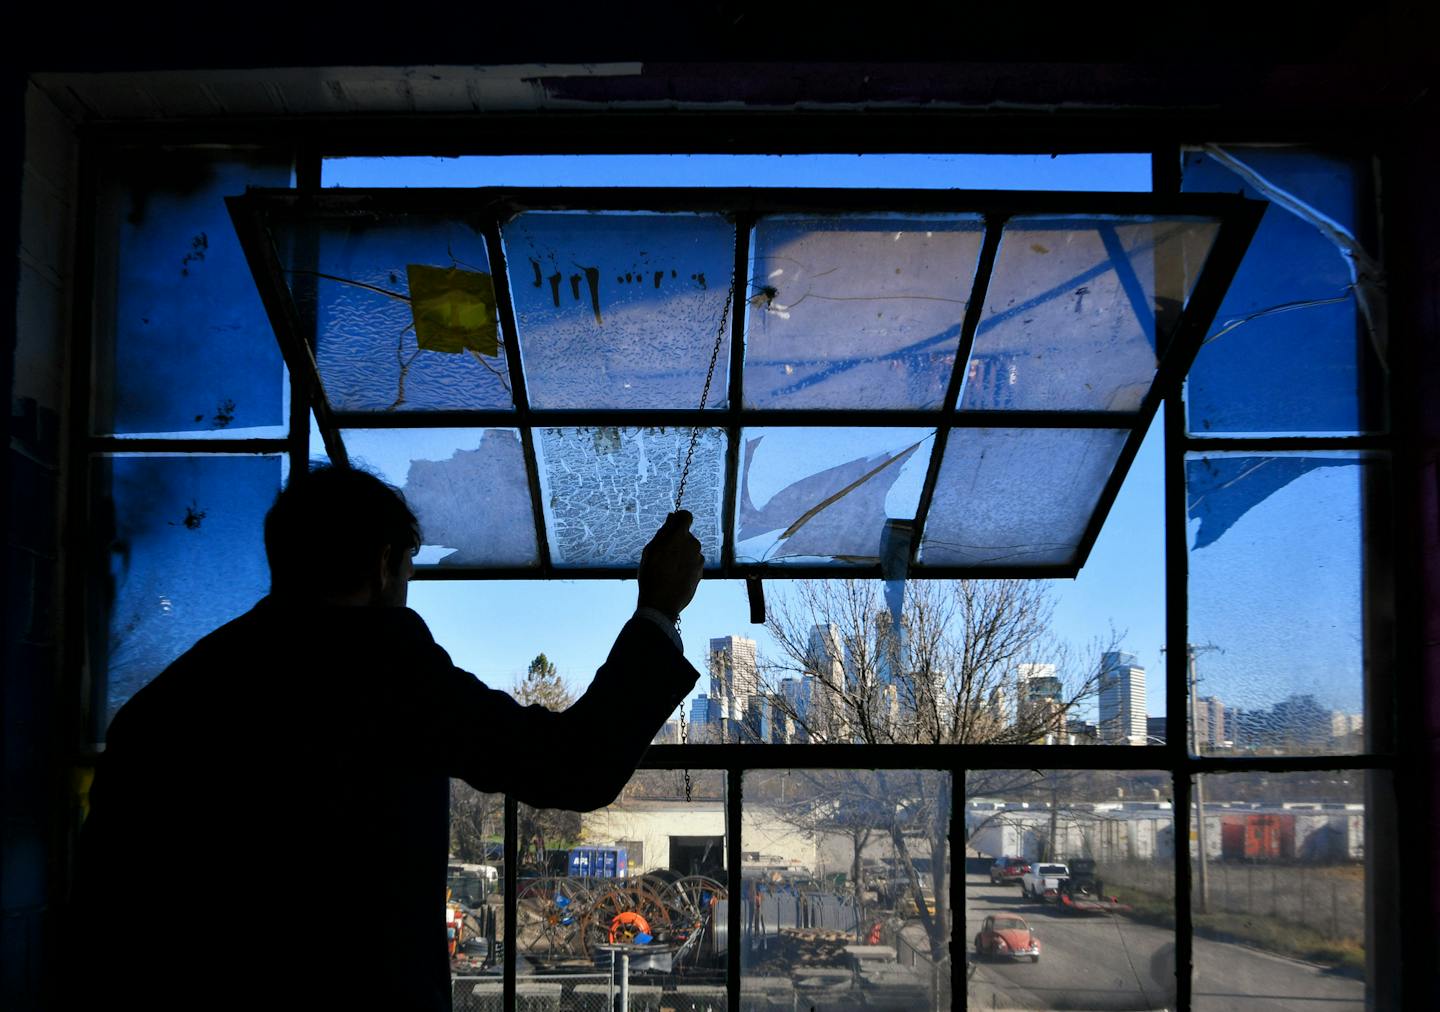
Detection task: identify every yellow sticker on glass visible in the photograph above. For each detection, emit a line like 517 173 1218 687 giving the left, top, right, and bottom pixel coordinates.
407 264 499 355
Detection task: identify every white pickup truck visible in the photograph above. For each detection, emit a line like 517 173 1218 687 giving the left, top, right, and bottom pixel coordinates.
1019 862 1070 901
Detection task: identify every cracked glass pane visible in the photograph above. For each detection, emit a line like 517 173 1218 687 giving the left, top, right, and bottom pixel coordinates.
535 427 724 568
92 454 280 730
918 428 1127 567
96 149 291 437
1182 147 1383 435
274 215 514 413
961 216 1218 412
1187 453 1371 756
743 215 983 409
735 427 935 565
502 212 735 409
341 428 538 568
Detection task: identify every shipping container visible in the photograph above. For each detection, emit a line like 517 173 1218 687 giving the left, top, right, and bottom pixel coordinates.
567 845 629 878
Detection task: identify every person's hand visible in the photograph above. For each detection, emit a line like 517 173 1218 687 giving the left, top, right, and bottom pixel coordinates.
637 511 704 621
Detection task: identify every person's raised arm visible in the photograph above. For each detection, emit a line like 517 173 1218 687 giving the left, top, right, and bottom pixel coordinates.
436 513 704 809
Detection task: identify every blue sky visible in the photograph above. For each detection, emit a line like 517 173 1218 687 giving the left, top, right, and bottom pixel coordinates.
322 152 1363 726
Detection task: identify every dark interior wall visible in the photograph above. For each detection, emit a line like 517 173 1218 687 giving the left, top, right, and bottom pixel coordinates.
3 11 1437 1008
3 81 76 1007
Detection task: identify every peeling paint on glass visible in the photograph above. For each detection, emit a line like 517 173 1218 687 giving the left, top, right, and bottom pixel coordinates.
743 215 983 409
96 150 291 437
342 428 538 567
962 216 1218 413
534 427 725 568
735 428 935 565
1187 453 1369 754
93 455 279 730
275 216 514 412
1182 147 1383 435
501 212 735 409
919 428 1127 567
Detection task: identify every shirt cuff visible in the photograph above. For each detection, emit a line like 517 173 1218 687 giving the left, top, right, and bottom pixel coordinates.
634 606 683 653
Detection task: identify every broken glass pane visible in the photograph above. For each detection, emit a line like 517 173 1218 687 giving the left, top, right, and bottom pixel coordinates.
1182 147 1383 435
274 215 514 413
919 428 1127 567
92 454 280 730
743 215 983 409
534 427 724 568
501 212 735 408
1187 453 1371 755
735 427 935 565
95 149 291 437
341 428 538 568
961 216 1218 412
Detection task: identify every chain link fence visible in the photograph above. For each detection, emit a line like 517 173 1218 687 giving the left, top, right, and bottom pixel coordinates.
1104 859 1364 942
452 974 731 1012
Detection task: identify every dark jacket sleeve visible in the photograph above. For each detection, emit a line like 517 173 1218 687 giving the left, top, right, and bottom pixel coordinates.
401 612 699 811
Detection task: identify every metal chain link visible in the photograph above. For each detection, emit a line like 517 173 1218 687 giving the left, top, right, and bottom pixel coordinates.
675 285 733 511
673 281 734 804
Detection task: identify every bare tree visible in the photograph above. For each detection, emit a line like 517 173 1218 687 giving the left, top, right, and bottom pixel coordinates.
761 579 1111 746
755 578 1118 979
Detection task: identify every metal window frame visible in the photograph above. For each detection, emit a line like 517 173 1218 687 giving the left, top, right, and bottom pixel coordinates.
65 135 1401 1012
225 185 1263 581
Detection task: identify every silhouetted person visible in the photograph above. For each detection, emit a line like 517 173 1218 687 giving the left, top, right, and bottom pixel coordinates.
70 466 703 1010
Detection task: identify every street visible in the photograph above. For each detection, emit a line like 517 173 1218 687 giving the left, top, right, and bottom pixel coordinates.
964 873 1365 1011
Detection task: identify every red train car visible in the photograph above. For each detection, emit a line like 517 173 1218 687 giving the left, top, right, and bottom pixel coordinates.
1220 813 1295 860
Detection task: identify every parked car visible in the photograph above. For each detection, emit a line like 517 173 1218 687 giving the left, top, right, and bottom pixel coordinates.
974 913 1041 962
989 856 1031 885
1020 862 1070 901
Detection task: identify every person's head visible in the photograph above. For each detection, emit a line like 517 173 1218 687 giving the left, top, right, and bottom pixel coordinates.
264 465 421 606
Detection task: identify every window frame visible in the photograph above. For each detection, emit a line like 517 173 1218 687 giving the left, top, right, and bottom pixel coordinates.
67 133 1402 1012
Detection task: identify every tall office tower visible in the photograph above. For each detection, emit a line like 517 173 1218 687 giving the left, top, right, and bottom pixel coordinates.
690 693 712 727
1018 663 1064 743
1098 651 1148 746
709 635 759 701
1197 695 1227 748
984 684 1011 735
805 624 848 742
777 676 810 743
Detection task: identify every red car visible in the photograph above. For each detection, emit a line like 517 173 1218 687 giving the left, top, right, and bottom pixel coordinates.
974 913 1041 963
988 856 1031 884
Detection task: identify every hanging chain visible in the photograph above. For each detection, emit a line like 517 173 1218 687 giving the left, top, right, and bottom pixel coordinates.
675 285 733 511
673 281 734 804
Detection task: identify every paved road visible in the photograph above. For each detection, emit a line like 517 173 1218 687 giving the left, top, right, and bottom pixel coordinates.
964 874 1365 1011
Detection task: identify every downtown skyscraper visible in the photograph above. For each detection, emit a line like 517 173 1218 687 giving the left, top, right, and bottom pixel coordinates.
1098 651 1148 746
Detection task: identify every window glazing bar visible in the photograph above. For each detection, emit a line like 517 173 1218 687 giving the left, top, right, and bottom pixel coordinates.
907 215 1005 569
482 219 553 578
720 215 751 571
246 185 1260 220
225 196 349 467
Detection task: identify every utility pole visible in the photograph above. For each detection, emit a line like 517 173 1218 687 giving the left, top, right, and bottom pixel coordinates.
1188 644 1219 914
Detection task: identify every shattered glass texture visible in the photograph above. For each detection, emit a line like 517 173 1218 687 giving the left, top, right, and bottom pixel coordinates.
277 215 514 412
341 428 538 568
744 215 983 409
962 216 1218 413
502 212 735 409
919 428 1127 567
535 427 724 568
1187 453 1368 755
735 428 935 565
97 150 291 437
1182 147 1383 435
94 455 279 730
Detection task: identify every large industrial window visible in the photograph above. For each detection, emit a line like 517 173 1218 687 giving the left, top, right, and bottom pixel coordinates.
76 145 1393 1011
